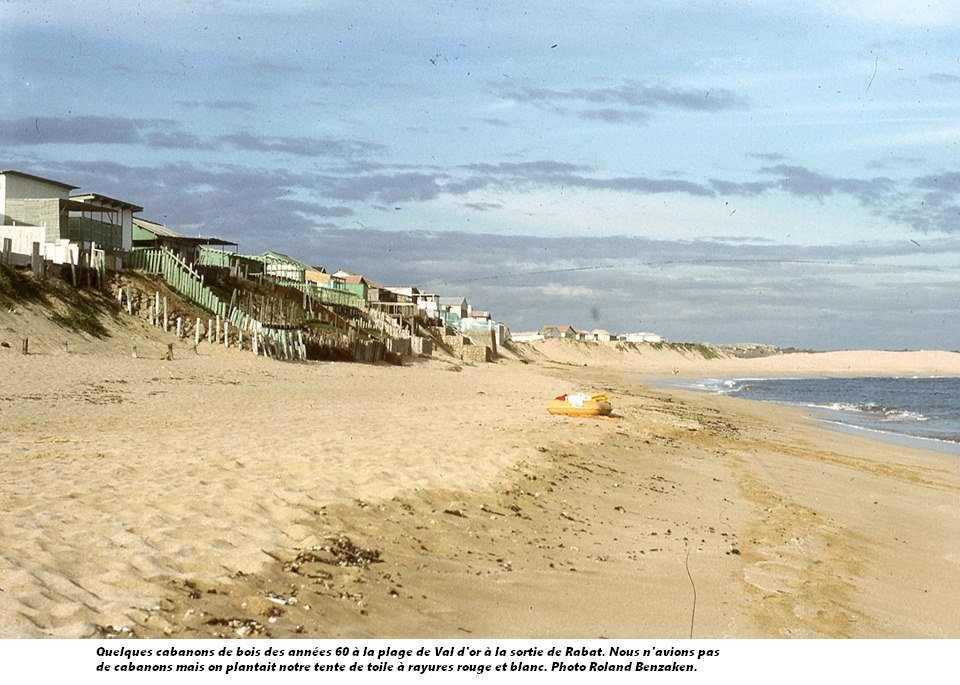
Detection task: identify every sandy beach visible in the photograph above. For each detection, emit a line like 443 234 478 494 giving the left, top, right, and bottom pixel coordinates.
2 326 960 639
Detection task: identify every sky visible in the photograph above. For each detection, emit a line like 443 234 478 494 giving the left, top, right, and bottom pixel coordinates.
2 0 960 350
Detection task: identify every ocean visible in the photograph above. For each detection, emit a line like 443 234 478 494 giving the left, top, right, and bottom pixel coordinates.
671 376 960 455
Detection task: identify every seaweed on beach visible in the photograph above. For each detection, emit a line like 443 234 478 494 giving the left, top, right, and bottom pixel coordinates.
286 534 382 572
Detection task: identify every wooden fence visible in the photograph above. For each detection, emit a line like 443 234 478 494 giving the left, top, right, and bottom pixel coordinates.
134 247 232 319
133 246 429 364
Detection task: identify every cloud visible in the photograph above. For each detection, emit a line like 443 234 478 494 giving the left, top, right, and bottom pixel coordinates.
710 179 774 196
316 171 460 204
866 155 926 170
460 161 591 175
747 152 786 162
711 162 960 234
143 131 217 150
0 115 216 150
1 116 146 145
887 171 960 232
927 72 960 84
711 164 900 208
219 131 387 158
577 109 651 123
0 116 388 162
491 80 747 122
538 284 600 298
493 80 746 111
458 160 714 197
758 165 898 204
308 159 715 204
176 100 257 111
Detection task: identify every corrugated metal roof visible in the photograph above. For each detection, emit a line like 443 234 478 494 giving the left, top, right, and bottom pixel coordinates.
259 251 308 267
133 217 183 237
133 217 238 246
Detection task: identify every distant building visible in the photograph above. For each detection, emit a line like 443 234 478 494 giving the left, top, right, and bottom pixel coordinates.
621 332 663 343
591 329 612 342
133 217 237 265
260 251 308 282
438 296 469 327
415 292 440 319
540 324 576 339
304 265 331 287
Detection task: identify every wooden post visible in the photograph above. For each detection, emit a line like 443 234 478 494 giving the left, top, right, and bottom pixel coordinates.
223 321 229 348
215 314 221 343
163 297 169 332
117 287 123 306
195 317 201 346
131 344 138 359
1 237 11 265
30 242 41 274
62 341 68 353
125 286 132 314
253 332 259 356
21 337 28 355
90 242 98 289
176 316 182 338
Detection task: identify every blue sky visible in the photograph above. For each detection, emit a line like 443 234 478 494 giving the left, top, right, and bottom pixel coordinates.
3 1 960 349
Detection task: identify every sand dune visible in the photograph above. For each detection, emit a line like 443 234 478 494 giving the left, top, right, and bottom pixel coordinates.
521 338 960 378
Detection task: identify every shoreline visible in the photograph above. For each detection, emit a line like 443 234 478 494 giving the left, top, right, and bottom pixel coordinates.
649 376 960 458
2 343 960 638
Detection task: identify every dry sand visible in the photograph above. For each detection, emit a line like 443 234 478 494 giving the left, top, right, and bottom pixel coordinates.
2 324 960 638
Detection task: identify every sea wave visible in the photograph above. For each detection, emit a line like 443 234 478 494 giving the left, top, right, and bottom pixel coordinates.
809 402 929 422
814 418 960 447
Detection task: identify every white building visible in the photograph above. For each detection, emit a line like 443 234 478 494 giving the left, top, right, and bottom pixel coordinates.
1 170 77 241
591 329 612 342
1 171 142 269
621 332 663 343
69 193 143 253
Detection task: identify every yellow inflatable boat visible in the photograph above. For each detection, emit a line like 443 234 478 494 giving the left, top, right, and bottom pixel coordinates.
547 393 612 417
